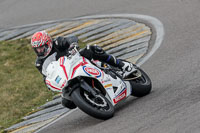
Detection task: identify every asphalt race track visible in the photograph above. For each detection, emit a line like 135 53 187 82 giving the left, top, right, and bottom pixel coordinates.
1 0 200 133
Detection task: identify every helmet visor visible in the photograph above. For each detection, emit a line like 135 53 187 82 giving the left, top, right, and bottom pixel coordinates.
36 45 45 53
34 45 47 57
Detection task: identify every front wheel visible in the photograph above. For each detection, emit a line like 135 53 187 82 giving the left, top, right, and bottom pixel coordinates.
71 87 114 120
128 66 152 97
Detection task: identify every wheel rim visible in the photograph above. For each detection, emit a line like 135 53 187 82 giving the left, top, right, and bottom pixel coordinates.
83 91 110 111
133 70 147 84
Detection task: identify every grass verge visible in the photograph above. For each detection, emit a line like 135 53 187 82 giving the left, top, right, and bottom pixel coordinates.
0 38 87 132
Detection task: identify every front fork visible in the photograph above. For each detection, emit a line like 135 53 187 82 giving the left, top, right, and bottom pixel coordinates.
62 77 98 100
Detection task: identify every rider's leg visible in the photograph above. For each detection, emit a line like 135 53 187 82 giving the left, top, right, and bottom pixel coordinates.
80 45 136 78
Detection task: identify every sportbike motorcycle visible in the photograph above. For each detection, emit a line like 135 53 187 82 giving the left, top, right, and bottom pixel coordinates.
44 46 152 120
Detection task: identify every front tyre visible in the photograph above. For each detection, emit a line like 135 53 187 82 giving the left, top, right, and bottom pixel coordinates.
71 88 114 120
61 97 77 109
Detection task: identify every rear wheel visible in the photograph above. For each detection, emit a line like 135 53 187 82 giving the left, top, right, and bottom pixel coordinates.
127 66 152 97
71 87 114 120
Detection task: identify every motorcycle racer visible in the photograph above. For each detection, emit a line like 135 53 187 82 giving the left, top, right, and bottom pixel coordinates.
31 30 136 109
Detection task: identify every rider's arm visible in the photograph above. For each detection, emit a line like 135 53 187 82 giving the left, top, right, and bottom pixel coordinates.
35 57 43 74
35 58 49 88
54 36 78 51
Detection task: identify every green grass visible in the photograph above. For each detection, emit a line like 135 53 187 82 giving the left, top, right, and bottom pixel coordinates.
0 39 87 132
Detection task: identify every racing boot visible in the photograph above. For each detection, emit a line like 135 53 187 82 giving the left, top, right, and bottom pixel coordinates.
61 97 77 109
103 54 137 78
118 61 137 78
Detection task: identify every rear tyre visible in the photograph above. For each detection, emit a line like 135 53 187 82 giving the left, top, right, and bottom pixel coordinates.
129 67 152 97
71 87 114 120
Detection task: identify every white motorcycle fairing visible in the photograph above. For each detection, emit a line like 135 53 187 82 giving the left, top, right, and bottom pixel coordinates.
45 48 132 106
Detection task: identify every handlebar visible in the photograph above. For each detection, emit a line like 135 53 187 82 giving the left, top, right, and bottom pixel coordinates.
66 45 79 58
